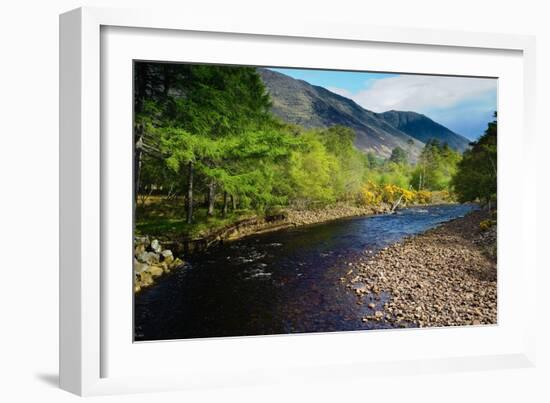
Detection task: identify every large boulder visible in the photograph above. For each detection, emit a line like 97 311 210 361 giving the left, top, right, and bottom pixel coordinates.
135 236 150 248
150 239 162 253
148 265 164 277
137 271 153 287
134 261 149 274
137 251 159 265
134 243 146 256
161 249 173 259
160 249 174 265
170 257 184 269
133 238 185 292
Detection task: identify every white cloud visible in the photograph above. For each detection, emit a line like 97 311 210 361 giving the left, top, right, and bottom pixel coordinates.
339 75 497 113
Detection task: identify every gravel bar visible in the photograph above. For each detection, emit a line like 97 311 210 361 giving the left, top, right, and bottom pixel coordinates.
347 210 497 328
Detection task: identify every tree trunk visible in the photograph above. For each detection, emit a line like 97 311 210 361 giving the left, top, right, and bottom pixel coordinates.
231 194 236 211
133 64 148 204
186 161 194 224
222 191 229 217
134 124 144 202
391 194 404 213
207 181 216 217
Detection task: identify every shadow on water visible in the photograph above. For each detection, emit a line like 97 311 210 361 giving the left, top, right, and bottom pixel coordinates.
135 204 477 341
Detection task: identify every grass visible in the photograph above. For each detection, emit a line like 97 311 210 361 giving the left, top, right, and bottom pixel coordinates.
135 195 256 239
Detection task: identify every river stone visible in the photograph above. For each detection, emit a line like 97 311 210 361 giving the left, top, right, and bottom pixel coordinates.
161 249 174 265
134 261 149 274
138 251 159 265
135 236 150 248
151 239 162 253
138 271 153 287
148 265 164 277
134 243 146 256
170 257 184 269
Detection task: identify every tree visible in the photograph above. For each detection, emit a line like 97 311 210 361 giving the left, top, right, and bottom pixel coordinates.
389 146 408 165
135 63 274 222
287 131 338 206
319 126 364 200
411 139 460 191
452 113 497 207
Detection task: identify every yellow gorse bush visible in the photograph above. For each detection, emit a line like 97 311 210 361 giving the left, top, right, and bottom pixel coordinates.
358 181 382 206
358 182 432 206
414 190 432 204
381 184 399 203
400 188 416 204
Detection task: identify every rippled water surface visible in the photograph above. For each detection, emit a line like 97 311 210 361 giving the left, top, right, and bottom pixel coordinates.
134 204 476 341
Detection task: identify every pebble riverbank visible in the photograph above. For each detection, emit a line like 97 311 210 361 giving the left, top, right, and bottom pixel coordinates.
223 202 394 240
345 209 497 328
285 203 392 226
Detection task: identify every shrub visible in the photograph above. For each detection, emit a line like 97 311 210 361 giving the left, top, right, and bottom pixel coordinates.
479 219 496 231
400 188 416 204
414 190 432 204
358 181 382 206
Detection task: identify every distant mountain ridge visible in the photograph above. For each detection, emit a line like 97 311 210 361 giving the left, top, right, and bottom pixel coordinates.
258 68 470 160
379 110 470 152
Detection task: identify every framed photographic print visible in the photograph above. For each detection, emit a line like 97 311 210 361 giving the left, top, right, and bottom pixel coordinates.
60 6 537 396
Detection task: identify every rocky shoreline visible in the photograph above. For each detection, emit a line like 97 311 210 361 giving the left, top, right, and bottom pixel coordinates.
134 237 185 293
345 209 497 328
285 202 394 226
193 202 395 248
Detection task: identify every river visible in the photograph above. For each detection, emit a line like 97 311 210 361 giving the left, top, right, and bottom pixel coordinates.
134 204 477 341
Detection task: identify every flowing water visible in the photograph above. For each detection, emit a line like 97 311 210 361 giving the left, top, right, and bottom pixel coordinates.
134 204 476 341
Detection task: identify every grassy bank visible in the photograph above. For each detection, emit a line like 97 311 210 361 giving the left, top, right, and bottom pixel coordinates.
135 195 257 239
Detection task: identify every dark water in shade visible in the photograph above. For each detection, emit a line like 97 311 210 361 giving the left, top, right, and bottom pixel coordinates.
134 204 477 341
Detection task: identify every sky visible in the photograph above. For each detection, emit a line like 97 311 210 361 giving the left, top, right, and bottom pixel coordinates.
270 67 497 140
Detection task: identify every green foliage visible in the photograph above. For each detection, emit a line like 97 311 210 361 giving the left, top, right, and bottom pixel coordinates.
318 126 365 200
452 113 497 205
370 161 411 189
365 152 384 169
288 131 337 205
134 62 488 238
389 146 408 165
411 139 461 191
135 196 255 238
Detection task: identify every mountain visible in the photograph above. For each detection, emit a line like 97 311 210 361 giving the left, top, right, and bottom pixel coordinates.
258 68 425 160
258 68 471 160
379 110 471 152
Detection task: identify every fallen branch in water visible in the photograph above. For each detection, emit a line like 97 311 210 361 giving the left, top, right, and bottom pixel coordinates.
390 194 404 213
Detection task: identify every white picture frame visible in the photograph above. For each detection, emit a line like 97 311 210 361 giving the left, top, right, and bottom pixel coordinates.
59 6 537 396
